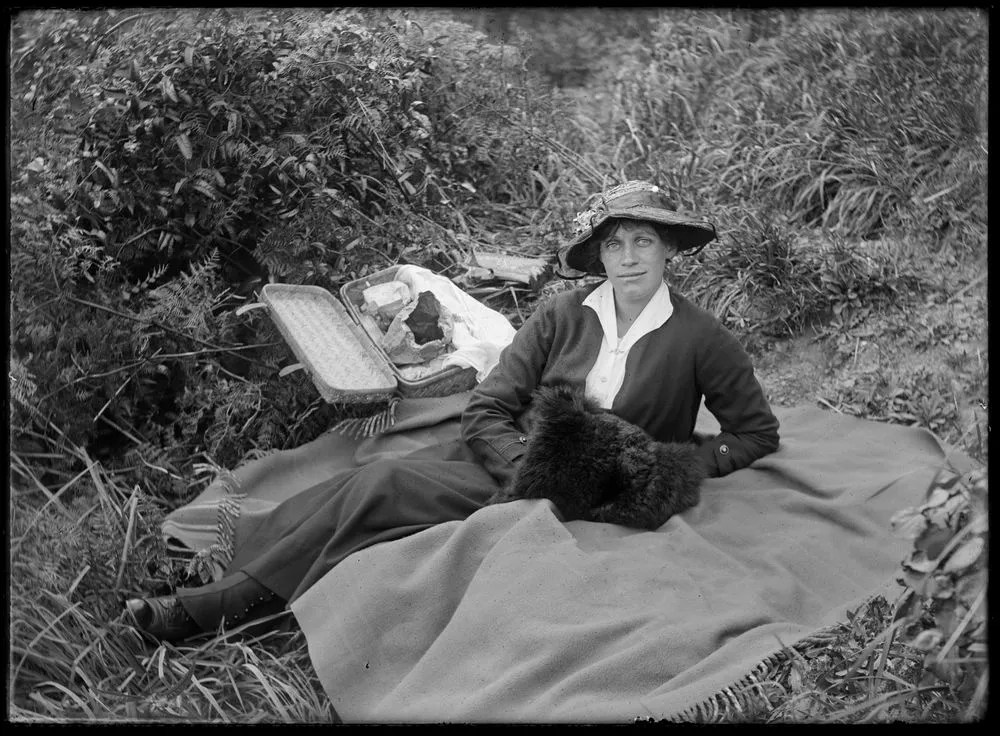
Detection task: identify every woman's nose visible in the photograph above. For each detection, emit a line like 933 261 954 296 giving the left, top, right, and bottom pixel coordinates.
621 244 639 263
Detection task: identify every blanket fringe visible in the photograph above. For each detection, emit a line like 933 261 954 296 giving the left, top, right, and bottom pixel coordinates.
643 617 849 723
215 476 246 568
331 397 400 439
183 469 246 583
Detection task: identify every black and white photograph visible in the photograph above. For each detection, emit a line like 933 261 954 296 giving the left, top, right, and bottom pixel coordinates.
9 7 987 724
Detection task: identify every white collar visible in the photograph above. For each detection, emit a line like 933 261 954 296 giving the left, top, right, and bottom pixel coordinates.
583 279 673 347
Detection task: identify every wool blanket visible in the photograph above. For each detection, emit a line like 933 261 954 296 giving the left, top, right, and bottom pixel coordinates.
163 398 975 723
161 392 474 574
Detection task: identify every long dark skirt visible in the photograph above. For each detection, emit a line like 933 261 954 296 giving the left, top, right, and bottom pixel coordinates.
177 438 498 629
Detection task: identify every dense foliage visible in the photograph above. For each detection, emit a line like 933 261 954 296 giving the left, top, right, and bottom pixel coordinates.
9 7 987 723
11 8 565 492
613 10 985 243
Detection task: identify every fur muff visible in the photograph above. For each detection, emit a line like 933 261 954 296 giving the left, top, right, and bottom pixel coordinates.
486 384 705 530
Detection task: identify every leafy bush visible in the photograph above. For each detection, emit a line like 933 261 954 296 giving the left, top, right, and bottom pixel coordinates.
10 8 561 490
60 8 541 287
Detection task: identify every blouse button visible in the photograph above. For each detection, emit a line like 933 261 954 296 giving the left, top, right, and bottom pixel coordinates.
719 444 730 455
600 376 607 383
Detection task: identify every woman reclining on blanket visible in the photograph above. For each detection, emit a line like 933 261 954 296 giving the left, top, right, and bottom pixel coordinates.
125 180 780 641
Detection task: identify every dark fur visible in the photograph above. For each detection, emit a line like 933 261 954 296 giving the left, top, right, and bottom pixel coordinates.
487 384 705 530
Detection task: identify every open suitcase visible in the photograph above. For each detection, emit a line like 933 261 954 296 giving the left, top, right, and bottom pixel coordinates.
246 265 479 405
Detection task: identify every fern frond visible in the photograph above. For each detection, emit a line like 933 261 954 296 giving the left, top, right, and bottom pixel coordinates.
144 249 224 337
137 261 170 290
9 358 39 410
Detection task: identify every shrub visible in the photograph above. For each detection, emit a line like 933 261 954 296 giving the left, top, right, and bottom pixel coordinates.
10 8 561 493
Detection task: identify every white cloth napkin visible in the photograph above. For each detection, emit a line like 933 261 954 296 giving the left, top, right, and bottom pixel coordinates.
395 265 516 382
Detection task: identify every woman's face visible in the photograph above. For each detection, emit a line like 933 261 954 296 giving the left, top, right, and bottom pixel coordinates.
598 221 678 304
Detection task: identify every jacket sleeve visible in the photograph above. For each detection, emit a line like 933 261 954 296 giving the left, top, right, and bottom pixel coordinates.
694 320 780 477
461 299 556 486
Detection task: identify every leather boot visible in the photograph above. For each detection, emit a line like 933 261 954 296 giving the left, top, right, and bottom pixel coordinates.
177 571 288 637
126 572 287 642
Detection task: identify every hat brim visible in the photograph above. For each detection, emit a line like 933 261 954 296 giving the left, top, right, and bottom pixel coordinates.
559 209 717 275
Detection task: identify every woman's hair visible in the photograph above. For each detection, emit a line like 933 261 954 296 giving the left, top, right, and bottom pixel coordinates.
581 218 679 274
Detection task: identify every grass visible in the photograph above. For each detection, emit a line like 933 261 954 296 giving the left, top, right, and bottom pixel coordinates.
9 453 335 723
677 596 974 723
8 6 987 724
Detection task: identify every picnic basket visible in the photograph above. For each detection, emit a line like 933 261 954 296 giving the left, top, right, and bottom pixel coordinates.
340 266 478 399
258 283 396 404
250 267 478 405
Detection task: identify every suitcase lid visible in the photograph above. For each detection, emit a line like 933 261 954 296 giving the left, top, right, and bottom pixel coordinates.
259 283 396 403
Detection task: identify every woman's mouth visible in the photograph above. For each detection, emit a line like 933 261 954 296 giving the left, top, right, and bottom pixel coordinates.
618 272 645 280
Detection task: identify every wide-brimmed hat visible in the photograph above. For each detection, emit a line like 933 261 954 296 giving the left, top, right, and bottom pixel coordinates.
558 181 717 275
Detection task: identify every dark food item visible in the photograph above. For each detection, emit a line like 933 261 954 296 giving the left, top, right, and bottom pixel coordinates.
381 289 454 365
404 291 446 345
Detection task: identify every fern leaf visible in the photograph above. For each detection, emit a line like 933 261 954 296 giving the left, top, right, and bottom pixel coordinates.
9 358 38 409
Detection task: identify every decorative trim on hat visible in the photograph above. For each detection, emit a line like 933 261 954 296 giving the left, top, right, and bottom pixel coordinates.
571 182 664 238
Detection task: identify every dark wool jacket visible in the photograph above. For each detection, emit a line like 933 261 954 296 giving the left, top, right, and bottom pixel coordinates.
461 282 780 486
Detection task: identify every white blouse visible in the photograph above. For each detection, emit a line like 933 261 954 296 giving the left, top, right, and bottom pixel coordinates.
582 279 674 409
